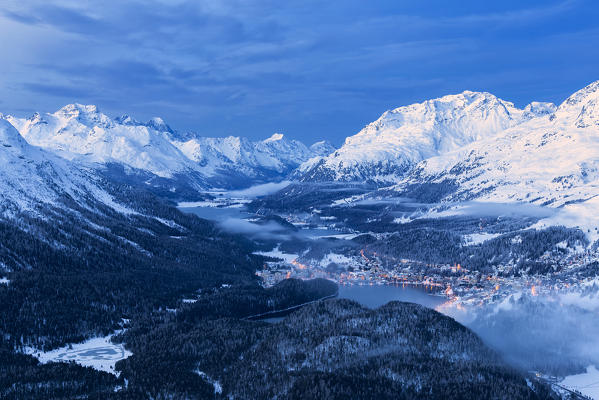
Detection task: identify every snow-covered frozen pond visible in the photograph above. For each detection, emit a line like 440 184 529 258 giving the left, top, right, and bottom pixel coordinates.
25 333 132 375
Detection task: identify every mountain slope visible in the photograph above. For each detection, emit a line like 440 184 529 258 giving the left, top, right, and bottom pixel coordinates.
0 115 262 350
0 118 124 215
301 92 555 183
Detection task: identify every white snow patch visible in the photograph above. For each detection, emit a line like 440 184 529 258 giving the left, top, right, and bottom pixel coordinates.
463 232 502 245
315 233 359 240
195 369 223 394
153 217 185 231
254 246 299 264
331 193 368 206
319 216 337 220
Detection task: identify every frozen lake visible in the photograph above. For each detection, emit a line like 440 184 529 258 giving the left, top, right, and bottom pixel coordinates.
25 332 132 375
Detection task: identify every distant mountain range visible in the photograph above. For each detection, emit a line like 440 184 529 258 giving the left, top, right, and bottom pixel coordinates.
392 81 599 205
1 104 334 195
2 81 599 227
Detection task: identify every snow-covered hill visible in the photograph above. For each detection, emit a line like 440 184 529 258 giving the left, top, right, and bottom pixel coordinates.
0 118 125 215
2 105 331 192
301 91 556 183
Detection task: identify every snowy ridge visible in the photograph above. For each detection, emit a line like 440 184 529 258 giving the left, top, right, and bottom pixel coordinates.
3 105 332 189
301 91 556 183
5 104 198 179
173 132 334 181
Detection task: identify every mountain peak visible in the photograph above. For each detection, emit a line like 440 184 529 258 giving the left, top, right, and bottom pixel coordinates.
53 103 113 128
309 140 336 157
56 103 100 117
524 101 557 116
563 80 599 106
145 117 174 134
115 114 140 126
264 133 284 143
556 80 599 128
302 89 548 183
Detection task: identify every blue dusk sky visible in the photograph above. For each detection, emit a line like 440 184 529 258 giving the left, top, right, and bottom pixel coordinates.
0 0 598 144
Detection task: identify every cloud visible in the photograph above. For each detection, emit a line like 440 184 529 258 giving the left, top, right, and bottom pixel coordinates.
218 217 291 240
456 201 557 219
227 181 292 198
461 290 599 374
22 82 97 99
0 0 598 144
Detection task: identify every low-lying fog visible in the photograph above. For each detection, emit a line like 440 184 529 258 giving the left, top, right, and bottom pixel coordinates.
443 286 599 376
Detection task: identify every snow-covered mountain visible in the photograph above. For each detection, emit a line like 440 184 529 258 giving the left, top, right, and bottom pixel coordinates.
301 91 556 183
173 133 334 187
0 118 125 215
2 105 331 192
4 104 201 179
389 80 599 240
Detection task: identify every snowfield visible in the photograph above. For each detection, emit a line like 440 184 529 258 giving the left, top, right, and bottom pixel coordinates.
24 332 132 376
